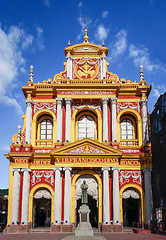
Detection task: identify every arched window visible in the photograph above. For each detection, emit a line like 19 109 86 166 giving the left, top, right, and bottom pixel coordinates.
120 118 133 139
40 119 53 139
78 115 95 139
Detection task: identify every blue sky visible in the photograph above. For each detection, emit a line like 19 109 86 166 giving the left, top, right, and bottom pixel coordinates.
0 0 166 188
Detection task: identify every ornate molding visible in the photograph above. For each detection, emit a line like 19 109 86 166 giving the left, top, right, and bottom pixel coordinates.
117 102 140 114
72 102 101 112
34 102 56 114
69 145 105 154
72 58 101 80
119 170 142 187
34 189 51 199
122 189 140 199
31 170 54 187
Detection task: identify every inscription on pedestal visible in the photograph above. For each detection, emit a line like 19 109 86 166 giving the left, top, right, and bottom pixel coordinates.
81 213 87 222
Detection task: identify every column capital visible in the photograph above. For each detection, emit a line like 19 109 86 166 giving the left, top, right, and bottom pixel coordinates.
102 98 109 105
21 168 31 173
25 99 33 107
112 167 120 172
110 97 117 105
63 167 72 172
140 98 148 106
65 98 72 105
143 168 152 173
66 55 72 60
12 168 21 173
101 167 110 171
56 98 63 105
54 167 62 172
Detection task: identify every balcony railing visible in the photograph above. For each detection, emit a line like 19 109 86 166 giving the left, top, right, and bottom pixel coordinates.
120 139 139 146
36 139 53 147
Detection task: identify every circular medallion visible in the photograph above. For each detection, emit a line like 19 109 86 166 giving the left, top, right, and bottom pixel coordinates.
74 59 99 80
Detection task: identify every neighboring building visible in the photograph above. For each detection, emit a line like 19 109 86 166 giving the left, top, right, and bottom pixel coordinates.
0 189 8 224
5 29 152 233
150 92 166 223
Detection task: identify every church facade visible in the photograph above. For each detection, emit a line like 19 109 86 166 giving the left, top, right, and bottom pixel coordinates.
5 30 152 233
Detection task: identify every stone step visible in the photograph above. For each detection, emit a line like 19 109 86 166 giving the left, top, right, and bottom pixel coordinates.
123 227 133 233
30 227 50 233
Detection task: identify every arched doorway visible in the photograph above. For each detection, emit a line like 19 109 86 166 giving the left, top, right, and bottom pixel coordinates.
122 188 141 227
75 174 98 228
33 188 51 228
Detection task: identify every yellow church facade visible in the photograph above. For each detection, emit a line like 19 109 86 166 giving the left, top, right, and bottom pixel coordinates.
5 30 152 233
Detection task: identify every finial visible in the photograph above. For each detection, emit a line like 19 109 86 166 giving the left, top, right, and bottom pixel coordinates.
16 125 21 144
29 65 33 82
140 65 144 81
84 28 89 43
81 16 90 43
68 40 71 47
102 40 105 47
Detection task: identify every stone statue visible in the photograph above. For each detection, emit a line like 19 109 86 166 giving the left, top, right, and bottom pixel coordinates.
81 180 88 204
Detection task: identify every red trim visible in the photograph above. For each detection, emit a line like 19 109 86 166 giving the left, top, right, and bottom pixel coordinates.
61 173 65 221
108 105 111 142
19 172 23 222
33 96 53 99
118 96 140 99
109 174 112 221
62 105 66 142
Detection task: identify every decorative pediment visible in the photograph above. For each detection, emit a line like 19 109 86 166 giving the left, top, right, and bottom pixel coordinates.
50 138 123 157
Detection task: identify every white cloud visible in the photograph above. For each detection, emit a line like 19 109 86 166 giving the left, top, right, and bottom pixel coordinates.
129 44 166 72
0 25 34 115
102 11 109 18
43 0 50 8
36 27 44 50
77 17 86 41
111 29 127 60
21 35 33 50
78 2 82 7
153 89 160 98
95 24 109 41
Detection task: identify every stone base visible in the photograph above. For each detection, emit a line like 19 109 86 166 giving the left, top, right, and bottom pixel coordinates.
7 224 30 234
113 224 123 232
51 224 73 233
62 224 73 232
17 224 29 233
101 224 123 233
75 222 93 236
75 228 93 236
51 224 62 233
101 224 113 232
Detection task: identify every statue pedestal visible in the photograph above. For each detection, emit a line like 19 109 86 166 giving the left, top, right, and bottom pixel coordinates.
75 204 94 236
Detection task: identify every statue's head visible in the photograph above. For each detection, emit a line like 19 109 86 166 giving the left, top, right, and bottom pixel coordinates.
83 180 86 184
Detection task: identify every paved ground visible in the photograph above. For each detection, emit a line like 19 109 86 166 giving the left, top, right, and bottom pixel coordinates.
0 233 166 240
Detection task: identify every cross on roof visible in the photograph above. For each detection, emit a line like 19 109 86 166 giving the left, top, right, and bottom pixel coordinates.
82 16 91 29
